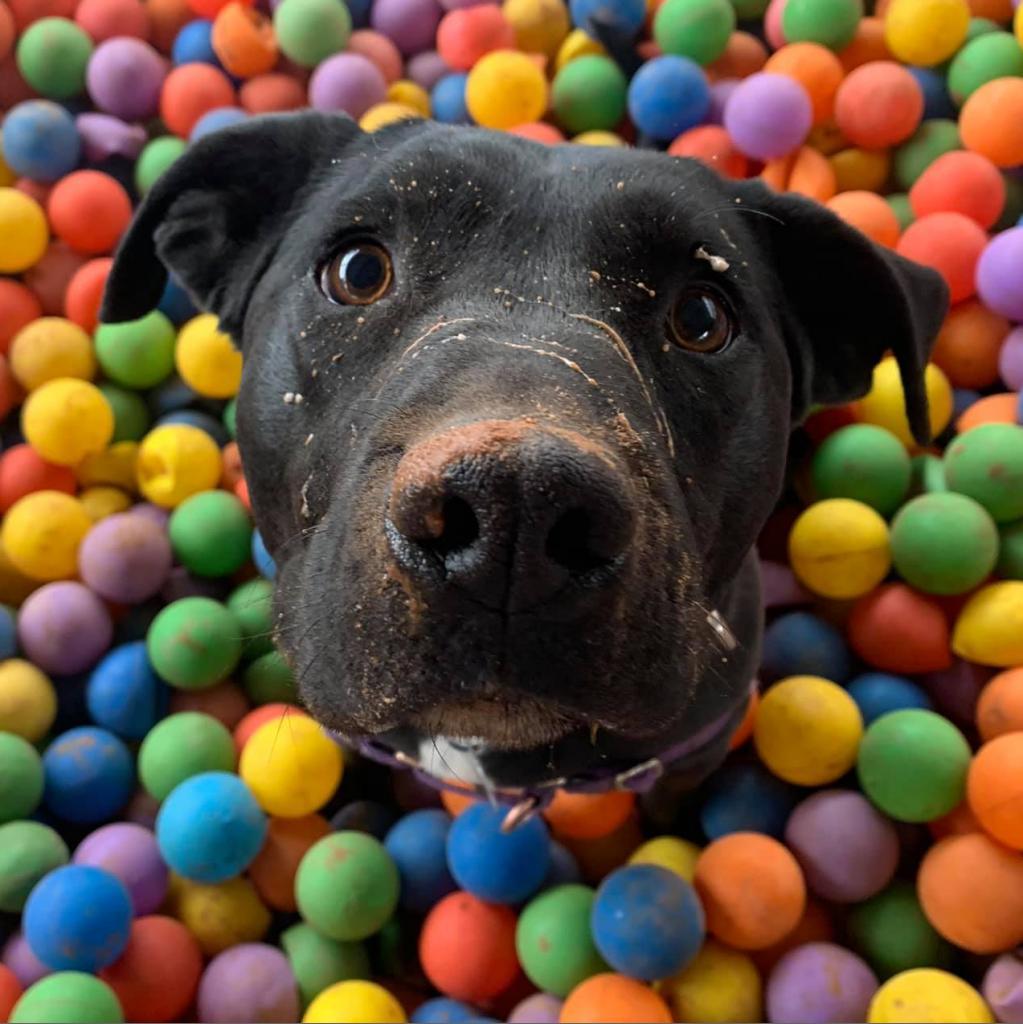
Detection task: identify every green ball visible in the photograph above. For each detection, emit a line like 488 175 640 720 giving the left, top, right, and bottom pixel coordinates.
653 0 735 65
168 491 253 578
812 424 912 516
98 384 151 443
95 312 176 389
886 193 915 231
945 423 1023 523
948 33 1023 104
893 120 961 190
273 0 352 67
998 519 1023 580
516 885 607 997
281 923 370 1010
146 597 242 690
243 650 296 705
227 578 275 661
890 492 999 595
295 832 399 941
909 452 947 496
0 732 44 823
857 710 971 823
965 15 999 39
846 880 953 980
16 18 92 98
223 398 237 439
10 973 124 1024
137 711 236 801
135 137 187 195
0 820 70 912
551 56 628 134
781 0 862 50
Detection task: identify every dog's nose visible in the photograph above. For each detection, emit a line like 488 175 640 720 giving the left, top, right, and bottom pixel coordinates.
387 420 636 609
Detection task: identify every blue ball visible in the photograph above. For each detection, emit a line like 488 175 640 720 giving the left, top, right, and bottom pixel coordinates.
760 611 854 683
385 809 457 913
847 672 933 726
330 799 399 839
190 106 249 141
23 865 132 972
545 840 583 888
87 641 168 740
699 761 800 840
953 388 981 420
1 100 82 182
431 74 470 124
591 864 705 981
156 409 231 446
147 373 200 417
345 0 373 27
411 998 480 1023
42 726 134 824
447 803 550 904
252 530 276 580
0 604 18 659
627 56 710 141
156 771 267 883
171 19 219 65
907 68 955 120
569 0 646 39
158 275 198 325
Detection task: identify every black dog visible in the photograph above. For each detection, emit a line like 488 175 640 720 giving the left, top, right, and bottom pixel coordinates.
102 112 948 801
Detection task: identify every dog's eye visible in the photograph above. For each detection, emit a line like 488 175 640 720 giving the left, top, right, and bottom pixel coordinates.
668 288 733 353
321 242 393 305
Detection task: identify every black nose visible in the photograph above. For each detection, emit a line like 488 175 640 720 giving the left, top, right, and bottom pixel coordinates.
387 420 636 611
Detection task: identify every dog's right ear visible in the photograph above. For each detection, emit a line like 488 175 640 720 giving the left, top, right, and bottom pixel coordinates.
101 111 365 341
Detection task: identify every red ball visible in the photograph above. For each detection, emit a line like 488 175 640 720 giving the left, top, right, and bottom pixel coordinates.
0 278 42 355
74 0 149 40
64 257 113 333
909 150 1006 230
436 4 515 71
185 0 250 20
0 964 21 1023
23 241 89 315
0 443 77 513
506 122 565 144
159 61 236 136
233 702 309 753
0 1 15 59
239 72 307 113
834 60 923 148
847 583 953 674
47 171 133 256
668 124 749 179
895 211 988 304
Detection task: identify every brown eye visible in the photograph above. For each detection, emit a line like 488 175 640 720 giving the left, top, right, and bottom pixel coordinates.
321 242 393 305
668 288 734 353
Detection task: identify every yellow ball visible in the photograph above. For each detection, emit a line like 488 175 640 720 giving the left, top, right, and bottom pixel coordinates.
21 378 115 467
166 874 271 956
573 130 627 146
136 424 222 508
868 968 993 1023
0 658 57 742
952 581 1023 668
661 939 763 1024
359 102 423 132
386 80 431 116
0 188 48 274
79 485 132 522
830 148 892 193
788 498 891 599
76 442 139 493
240 714 344 817
466 50 548 130
554 27 605 72
175 314 243 399
884 0 970 66
303 981 406 1024
856 356 953 448
10 317 96 392
754 675 863 786
1 491 93 581
503 0 570 57
628 836 702 883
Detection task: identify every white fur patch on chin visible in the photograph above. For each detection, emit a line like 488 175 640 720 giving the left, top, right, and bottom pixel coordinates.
416 735 497 789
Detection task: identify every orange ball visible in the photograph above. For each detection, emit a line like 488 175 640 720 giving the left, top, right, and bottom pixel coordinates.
239 72 307 113
234 475 250 510
728 688 758 751
910 151 1006 229
957 392 1020 433
542 789 635 840
437 4 515 71
211 1 276 76
668 125 748 179
918 833 1023 953
0 278 42 355
761 146 837 202
64 257 112 333
561 974 672 1024
233 702 309 753
170 679 251 730
693 832 806 950
74 0 149 40
834 60 923 148
507 121 564 143
46 171 132 256
837 16 891 71
826 190 901 247
160 62 236 136
146 0 191 50
976 668 1023 742
930 300 1009 390
439 785 477 817
960 77 1023 169
968 734 1023 849
706 30 767 79
0 443 76 512
896 211 987 304
248 813 331 911
347 29 402 82
764 43 845 126
847 583 952 674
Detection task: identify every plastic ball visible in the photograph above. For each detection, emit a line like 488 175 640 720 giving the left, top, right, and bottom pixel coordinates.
281 922 370 1009
502 0 568 56
436 5 514 71
163 875 270 956
411 997 479 1023
46 170 131 256
899 210 988 303
78 512 173 605
627 836 700 882
0 100 80 183
835 61 923 148
146 596 241 690
15 16 92 97
931 300 1010 392
135 136 186 194
431 71 468 122
136 423 222 507
551 54 626 133
0 732 44 823
303 980 406 1024
197 943 299 1023
782 0 861 48
0 658 56 741
660 939 761 1023
74 0 148 40
627 54 710 140
894 120 961 191
85 641 166 741
210 4 277 77
976 668 1023 741
945 423 1023 524
967 733 1023 849
856 355 953 448
560 974 671 1024
160 61 236 136
884 0 969 65
9 973 124 1024
245 814 329 912
464 48 546 128
72 822 167 916
960 77 1023 169
9 317 95 391
17 580 113 674
0 820 69 913
93 312 176 390
724 72 812 159
0 187 48 273
569 0 644 36
910 151 1005 230
384 808 457 913
0 279 42 355
698 760 800 839
42 725 134 824
847 672 933 725
653 0 735 65
86 37 167 121
811 423 911 515
239 72 307 113
21 378 114 466
976 227 1023 324
982 956 1023 1024
848 584 951 674
164 490 251 579
543 790 635 841
767 943 878 1024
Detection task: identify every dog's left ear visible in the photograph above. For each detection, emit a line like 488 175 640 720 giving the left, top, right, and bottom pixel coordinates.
101 111 367 341
732 179 949 445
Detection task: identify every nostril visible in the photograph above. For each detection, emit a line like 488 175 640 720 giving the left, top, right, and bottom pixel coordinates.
546 508 615 575
431 497 479 557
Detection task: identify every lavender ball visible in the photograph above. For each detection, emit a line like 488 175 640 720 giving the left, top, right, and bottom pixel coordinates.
767 943 878 1024
724 72 812 160
984 954 1023 1024
308 52 387 116
78 512 173 604
76 113 148 162
406 49 449 90
131 503 171 529
370 0 442 55
17 582 113 676
73 823 168 916
784 790 898 903
196 943 300 1023
2 932 50 987
977 227 1023 323
86 38 167 121
707 78 740 125
998 327 1023 391
508 994 564 1023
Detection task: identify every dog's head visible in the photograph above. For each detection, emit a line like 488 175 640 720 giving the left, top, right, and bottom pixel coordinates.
103 112 947 790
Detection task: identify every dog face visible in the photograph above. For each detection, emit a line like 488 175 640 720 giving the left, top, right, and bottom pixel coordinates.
103 112 947 789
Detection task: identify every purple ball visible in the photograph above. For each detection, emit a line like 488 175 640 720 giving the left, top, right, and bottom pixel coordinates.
370 0 442 55
2 932 50 988
707 78 740 126
767 943 878 1024
308 53 388 116
130 503 171 529
196 943 300 1023
86 38 168 122
73 823 168 916
406 49 450 90
999 327 1023 391
921 658 992 728
75 114 148 163
508 994 564 1024
78 512 173 604
978 227 1023 324
724 72 812 160
984 954 1023 1024
784 790 898 903
17 582 113 676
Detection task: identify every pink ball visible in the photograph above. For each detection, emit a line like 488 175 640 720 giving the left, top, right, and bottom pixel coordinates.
370 0 442 56
508 994 564 1023
2 934 50 989
724 71 812 160
17 581 113 676
346 28 404 81
78 512 173 604
984 955 1023 1024
999 326 1023 391
764 0 788 49
406 48 450 89
196 944 299 1023
73 823 168 916
308 52 388 115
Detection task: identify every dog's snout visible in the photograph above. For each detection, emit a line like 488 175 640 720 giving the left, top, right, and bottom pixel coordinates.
387 419 636 610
